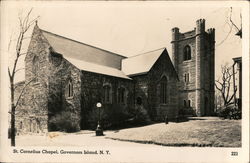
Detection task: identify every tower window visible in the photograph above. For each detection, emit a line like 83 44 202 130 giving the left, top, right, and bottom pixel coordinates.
103 84 112 104
188 100 191 107
160 76 168 104
65 79 73 98
184 73 190 83
184 100 186 107
183 45 191 61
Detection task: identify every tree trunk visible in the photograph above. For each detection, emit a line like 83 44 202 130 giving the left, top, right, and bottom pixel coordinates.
10 81 15 146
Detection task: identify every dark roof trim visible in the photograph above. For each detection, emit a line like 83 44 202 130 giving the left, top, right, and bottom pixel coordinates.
125 47 166 59
81 70 132 81
128 72 148 77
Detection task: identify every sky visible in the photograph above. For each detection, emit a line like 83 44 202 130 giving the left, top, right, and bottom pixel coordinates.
1 1 243 83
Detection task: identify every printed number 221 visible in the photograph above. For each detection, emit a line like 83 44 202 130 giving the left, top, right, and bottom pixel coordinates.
231 152 238 156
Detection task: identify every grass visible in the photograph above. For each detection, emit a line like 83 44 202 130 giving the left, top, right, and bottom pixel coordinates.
106 118 241 147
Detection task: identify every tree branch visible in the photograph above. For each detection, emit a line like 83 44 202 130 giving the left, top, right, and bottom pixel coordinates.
14 67 25 74
228 86 237 104
229 7 240 32
14 78 35 109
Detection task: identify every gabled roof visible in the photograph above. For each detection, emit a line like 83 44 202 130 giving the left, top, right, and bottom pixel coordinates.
122 48 166 76
65 57 131 80
41 29 126 69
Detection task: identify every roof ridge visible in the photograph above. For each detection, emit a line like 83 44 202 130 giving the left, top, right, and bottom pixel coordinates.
41 29 127 58
125 47 166 59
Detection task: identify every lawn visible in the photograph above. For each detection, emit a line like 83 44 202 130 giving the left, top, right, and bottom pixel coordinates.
106 117 241 147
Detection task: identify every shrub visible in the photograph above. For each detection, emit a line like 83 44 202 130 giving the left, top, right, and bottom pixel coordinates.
87 104 134 130
132 105 151 125
49 111 80 132
217 104 241 120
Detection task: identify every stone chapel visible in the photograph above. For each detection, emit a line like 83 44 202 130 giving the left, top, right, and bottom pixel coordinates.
14 19 215 134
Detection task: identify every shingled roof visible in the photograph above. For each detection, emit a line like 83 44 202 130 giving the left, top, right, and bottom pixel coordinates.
37 25 176 80
41 29 126 70
122 48 167 76
65 57 131 80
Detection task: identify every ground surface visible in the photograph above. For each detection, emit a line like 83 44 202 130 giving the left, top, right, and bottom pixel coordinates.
15 117 241 147
106 117 241 147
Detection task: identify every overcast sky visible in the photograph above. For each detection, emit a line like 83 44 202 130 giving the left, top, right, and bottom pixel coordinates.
1 1 243 82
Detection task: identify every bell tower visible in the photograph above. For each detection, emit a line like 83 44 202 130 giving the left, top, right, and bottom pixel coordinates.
171 19 215 116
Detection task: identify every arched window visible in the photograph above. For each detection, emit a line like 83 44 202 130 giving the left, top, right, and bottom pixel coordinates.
103 84 112 104
65 79 73 98
183 45 191 61
160 76 168 104
118 87 126 104
188 100 191 107
32 56 39 82
184 100 186 107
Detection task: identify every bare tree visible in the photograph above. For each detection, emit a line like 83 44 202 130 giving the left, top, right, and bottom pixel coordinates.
215 64 237 107
216 7 242 46
228 7 242 38
8 8 39 146
215 89 223 112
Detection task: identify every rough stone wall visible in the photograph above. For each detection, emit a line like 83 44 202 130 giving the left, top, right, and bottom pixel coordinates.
80 71 134 129
14 81 26 135
132 50 179 121
16 24 51 134
47 54 82 131
172 34 197 115
131 74 150 117
148 50 179 121
171 19 215 116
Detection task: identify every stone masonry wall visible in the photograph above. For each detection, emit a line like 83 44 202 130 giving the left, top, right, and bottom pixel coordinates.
47 54 82 131
16 24 51 134
81 71 134 129
176 37 197 114
14 81 26 135
148 49 179 121
132 49 179 121
171 19 215 116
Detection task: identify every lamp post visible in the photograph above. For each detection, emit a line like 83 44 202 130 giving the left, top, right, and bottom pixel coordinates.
96 102 103 136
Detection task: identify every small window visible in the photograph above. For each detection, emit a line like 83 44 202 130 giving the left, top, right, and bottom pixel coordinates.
184 73 190 83
160 76 168 104
65 80 73 98
118 87 125 104
188 100 191 107
103 84 112 104
32 56 39 82
184 100 186 107
183 45 191 61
